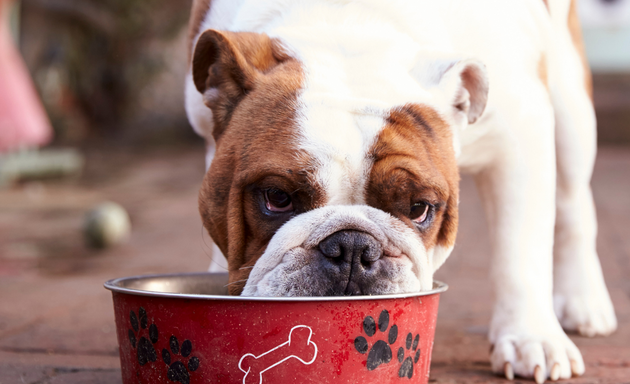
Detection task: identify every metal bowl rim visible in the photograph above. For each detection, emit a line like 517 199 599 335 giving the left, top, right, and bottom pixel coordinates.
104 272 448 301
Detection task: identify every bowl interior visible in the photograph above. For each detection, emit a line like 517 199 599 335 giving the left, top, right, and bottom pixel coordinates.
111 272 229 295
105 272 448 301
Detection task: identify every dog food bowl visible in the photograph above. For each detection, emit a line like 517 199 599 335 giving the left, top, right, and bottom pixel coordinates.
105 273 447 384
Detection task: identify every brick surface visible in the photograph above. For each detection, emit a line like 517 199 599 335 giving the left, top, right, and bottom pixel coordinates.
0 144 628 383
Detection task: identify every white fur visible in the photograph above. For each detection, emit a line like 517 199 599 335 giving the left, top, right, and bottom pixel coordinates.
186 0 617 381
184 73 215 170
207 242 228 273
297 105 384 206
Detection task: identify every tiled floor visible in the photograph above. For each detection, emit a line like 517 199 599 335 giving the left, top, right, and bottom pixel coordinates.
0 144 628 383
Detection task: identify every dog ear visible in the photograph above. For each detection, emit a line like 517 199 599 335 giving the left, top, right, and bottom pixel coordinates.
192 30 287 137
413 58 489 125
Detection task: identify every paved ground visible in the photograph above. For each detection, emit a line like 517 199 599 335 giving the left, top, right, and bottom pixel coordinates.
0 143 628 384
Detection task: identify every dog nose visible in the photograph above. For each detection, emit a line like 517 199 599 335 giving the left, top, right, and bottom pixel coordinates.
319 230 382 268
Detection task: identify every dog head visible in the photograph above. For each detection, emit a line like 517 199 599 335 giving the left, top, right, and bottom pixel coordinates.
192 29 488 296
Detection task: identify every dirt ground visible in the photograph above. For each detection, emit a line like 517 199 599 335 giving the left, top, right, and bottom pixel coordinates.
0 143 628 384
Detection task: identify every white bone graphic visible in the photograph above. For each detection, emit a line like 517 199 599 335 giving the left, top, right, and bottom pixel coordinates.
238 325 318 384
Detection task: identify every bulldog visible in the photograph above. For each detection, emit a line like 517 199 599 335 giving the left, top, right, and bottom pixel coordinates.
184 0 617 382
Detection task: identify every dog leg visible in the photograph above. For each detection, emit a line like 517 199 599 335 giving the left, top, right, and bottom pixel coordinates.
549 28 617 339
475 89 581 382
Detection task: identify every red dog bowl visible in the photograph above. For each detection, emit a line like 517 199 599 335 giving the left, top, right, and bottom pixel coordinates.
105 273 447 384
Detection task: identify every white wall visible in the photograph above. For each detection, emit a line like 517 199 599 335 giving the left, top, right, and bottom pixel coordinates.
579 0 630 72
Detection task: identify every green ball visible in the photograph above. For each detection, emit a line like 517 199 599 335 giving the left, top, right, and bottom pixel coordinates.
84 202 131 248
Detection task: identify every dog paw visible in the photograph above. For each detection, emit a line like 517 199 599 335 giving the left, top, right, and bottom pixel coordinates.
554 290 617 338
397 332 421 379
128 307 159 366
490 327 584 383
162 336 200 384
354 310 398 370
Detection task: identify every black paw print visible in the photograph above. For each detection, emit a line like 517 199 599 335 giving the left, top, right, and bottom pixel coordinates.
397 332 421 379
354 310 398 371
162 335 200 384
128 307 158 366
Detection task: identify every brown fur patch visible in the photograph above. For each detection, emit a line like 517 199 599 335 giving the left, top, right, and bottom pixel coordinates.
365 104 460 251
567 0 593 100
196 36 323 294
192 30 292 140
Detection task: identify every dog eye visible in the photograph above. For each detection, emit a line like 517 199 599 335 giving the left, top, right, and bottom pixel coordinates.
410 202 429 223
264 188 293 212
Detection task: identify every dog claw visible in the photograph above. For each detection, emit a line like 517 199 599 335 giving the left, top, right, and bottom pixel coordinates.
504 362 514 380
534 365 545 384
550 363 560 381
570 359 580 377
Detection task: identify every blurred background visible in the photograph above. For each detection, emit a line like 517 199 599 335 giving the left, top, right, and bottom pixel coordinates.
3 0 630 147
0 0 629 382
6 0 192 146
